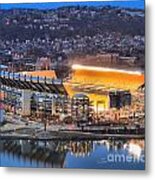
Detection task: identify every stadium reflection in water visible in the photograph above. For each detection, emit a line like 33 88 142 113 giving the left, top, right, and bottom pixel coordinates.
0 139 145 170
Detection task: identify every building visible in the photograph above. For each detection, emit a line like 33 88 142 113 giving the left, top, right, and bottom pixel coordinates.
36 57 51 70
0 92 5 124
71 94 89 121
65 64 144 112
70 53 119 67
0 64 144 121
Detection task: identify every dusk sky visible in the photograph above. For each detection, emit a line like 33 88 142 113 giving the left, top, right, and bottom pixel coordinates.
0 1 145 10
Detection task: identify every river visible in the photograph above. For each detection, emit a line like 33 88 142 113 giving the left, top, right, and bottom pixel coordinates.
0 139 145 170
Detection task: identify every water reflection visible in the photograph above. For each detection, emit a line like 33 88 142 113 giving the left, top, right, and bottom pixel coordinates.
0 139 145 169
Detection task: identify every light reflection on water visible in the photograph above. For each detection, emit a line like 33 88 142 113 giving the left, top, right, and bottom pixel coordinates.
0 139 145 170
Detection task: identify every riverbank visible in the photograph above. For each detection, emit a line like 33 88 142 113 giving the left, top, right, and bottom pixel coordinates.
0 129 145 141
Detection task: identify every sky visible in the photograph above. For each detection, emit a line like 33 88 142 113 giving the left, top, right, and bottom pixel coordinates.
0 1 145 10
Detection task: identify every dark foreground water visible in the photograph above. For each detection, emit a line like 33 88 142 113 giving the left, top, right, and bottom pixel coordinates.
0 139 145 170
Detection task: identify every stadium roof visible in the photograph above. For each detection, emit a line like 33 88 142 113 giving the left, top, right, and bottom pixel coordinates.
21 70 56 79
71 64 144 91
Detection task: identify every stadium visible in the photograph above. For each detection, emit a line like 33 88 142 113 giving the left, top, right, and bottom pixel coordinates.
16 64 144 113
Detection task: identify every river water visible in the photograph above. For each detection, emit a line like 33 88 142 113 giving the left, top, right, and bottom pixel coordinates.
0 139 145 170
